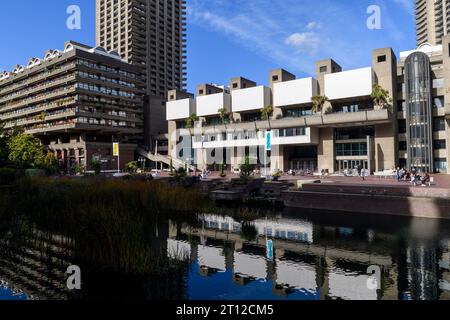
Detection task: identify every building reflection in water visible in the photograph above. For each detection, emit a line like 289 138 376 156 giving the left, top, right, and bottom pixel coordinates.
168 212 450 300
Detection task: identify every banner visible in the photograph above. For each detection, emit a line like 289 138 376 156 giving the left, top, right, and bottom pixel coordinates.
113 142 119 157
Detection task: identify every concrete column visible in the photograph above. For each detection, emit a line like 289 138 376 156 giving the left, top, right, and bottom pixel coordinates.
375 124 396 172
318 128 335 173
270 145 284 172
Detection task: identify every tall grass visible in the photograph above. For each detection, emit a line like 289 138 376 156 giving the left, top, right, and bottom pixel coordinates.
2 177 208 275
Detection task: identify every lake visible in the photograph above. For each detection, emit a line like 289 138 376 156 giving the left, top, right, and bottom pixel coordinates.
1 207 449 300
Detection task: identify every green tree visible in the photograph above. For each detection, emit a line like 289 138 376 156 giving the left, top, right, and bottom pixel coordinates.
311 95 329 114
239 155 256 179
0 121 8 167
371 84 392 110
91 159 101 175
125 161 139 173
220 161 226 178
260 105 274 127
185 113 199 129
8 134 45 169
43 151 59 174
218 107 231 125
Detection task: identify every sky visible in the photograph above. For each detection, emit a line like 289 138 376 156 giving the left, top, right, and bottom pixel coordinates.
0 0 416 93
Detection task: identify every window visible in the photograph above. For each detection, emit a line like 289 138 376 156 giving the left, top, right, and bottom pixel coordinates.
398 100 406 112
232 83 238 89
399 141 407 150
433 78 444 88
199 89 204 95
170 95 174 100
433 117 445 131
272 75 279 81
319 66 327 73
398 119 407 133
433 96 444 108
435 158 447 173
377 55 386 63
336 143 368 156
434 140 446 149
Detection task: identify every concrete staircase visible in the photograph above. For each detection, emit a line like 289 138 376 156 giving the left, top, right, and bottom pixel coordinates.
136 147 197 172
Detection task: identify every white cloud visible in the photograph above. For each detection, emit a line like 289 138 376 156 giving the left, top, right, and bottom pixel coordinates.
285 32 321 55
306 21 322 30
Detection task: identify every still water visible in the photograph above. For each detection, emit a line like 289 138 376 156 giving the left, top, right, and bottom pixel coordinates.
1 209 450 300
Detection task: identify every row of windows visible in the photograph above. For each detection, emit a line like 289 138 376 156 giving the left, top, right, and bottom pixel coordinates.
76 83 136 98
399 140 447 150
77 71 136 88
336 143 368 157
398 117 446 133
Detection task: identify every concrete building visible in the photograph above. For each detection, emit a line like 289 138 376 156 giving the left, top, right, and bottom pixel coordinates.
96 0 187 148
166 40 450 175
416 0 450 46
0 41 145 172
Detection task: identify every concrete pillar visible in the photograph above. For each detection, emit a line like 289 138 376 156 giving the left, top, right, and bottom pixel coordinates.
318 128 335 173
271 145 284 172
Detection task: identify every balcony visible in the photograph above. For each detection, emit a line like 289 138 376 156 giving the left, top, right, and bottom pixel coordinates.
196 92 231 117
273 77 318 107
324 67 373 101
231 86 271 113
166 98 195 121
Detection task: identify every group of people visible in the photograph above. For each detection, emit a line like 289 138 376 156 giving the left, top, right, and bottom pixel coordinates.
395 167 431 186
287 169 313 176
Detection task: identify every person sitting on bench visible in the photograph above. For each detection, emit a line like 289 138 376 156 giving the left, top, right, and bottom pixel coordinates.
421 173 431 186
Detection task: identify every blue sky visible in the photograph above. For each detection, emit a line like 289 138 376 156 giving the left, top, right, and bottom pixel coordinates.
0 0 416 93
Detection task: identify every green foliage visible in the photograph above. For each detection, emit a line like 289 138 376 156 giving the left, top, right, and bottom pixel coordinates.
185 113 199 129
220 162 226 178
125 161 139 173
2 177 208 274
240 222 258 242
76 164 85 175
176 167 187 177
91 159 102 175
371 84 392 110
260 105 274 121
218 107 231 124
239 155 256 179
7 134 45 169
43 151 59 174
311 95 329 114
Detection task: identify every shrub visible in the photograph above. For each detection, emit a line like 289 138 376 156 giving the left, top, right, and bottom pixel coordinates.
91 160 102 175
239 155 255 179
43 151 59 174
125 161 139 173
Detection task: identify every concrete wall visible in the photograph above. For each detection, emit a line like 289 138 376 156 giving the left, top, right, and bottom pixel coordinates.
318 127 335 173
232 86 271 113
273 77 317 107
372 48 398 172
325 67 373 100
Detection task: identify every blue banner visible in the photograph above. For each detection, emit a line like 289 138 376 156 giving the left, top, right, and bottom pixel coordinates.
265 131 271 151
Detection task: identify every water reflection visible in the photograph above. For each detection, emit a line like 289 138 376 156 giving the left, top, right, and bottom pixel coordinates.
168 211 450 300
1 209 450 300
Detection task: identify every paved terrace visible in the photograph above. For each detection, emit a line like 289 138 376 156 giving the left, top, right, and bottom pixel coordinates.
155 171 450 198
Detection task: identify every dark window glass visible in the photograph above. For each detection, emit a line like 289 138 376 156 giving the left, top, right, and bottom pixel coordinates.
377 55 386 62
398 119 407 133
434 140 446 149
399 141 407 150
433 117 445 131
